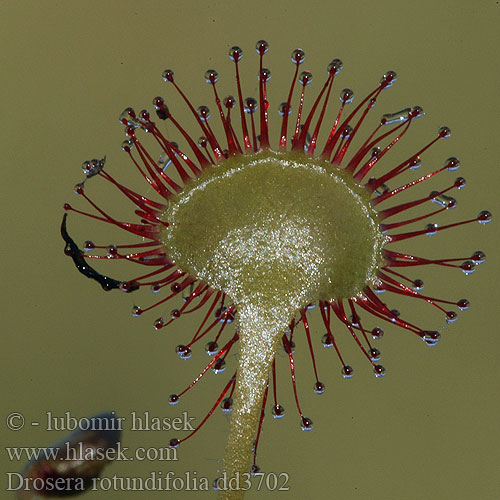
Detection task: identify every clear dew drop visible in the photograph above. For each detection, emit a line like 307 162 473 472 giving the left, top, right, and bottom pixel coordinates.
139 109 150 121
175 345 192 360
152 95 166 109
121 138 134 152
381 108 411 125
340 88 354 104
291 48 305 64
153 317 164 330
205 341 219 356
300 416 313 431
431 193 457 209
250 464 260 476
341 125 353 140
212 359 226 374
446 156 460 171
215 306 234 323
371 327 384 339
256 39 269 54
471 250 486 264
162 69 174 82
342 365 354 378
83 240 95 252
321 333 334 347
204 69 218 84
229 46 243 62
439 126 451 138
455 176 466 189
369 348 382 362
73 182 84 195
272 404 285 419
197 105 210 121
381 70 397 88
425 223 438 236
168 394 179 406
460 260 476 275
457 298 470 310
244 97 258 114
411 105 425 119
314 381 326 394
349 314 360 327
221 397 233 413
299 70 313 86
259 67 271 82
169 438 180 449
422 331 441 347
373 364 386 377
119 107 141 128
409 157 422 170
81 160 92 175
119 281 133 293
446 311 458 324
223 95 236 109
328 58 343 75
477 210 492 224
278 102 292 116
412 279 424 291
107 245 117 257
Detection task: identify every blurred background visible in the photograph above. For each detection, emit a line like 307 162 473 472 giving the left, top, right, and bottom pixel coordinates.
2 1 499 498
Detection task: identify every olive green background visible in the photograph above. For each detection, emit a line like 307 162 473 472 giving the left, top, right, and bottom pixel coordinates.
2 1 499 498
